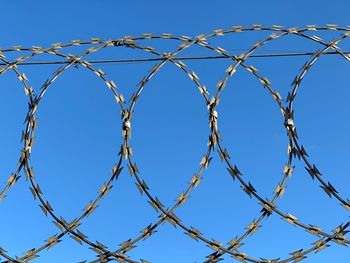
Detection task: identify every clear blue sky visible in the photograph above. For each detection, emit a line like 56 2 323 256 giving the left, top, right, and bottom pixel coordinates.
0 1 350 262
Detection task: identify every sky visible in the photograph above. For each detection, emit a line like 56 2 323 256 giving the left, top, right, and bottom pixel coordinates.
0 0 350 262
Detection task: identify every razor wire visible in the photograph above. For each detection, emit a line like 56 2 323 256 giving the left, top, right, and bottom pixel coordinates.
0 25 349 263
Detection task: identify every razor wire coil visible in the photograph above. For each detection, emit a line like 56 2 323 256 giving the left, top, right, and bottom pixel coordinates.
0 25 350 263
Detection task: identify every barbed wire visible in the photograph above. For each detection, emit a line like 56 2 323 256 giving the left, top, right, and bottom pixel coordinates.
0 25 349 262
